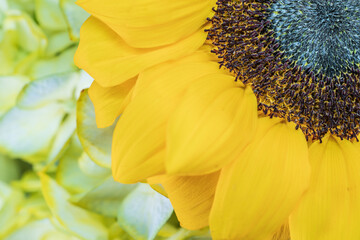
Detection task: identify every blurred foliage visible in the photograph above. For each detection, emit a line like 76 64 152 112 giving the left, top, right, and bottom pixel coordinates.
0 0 212 239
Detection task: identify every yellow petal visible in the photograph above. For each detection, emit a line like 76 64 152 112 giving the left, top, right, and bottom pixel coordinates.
272 223 290 240
166 78 257 175
149 183 168 198
74 16 209 87
76 0 216 48
162 172 220 230
210 117 310 240
289 136 360 240
88 77 136 128
131 50 219 98
146 175 169 197
112 57 225 184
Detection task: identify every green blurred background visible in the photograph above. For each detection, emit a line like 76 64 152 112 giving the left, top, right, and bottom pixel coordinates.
0 0 211 239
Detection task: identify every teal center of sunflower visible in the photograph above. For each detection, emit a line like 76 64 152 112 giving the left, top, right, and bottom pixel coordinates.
207 0 360 141
269 0 360 78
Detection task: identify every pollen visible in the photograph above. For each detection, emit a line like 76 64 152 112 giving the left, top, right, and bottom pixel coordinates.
207 0 360 141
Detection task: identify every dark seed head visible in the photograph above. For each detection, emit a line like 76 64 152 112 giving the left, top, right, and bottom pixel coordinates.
207 0 360 141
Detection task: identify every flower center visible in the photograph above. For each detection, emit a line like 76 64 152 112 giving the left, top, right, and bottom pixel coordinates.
269 0 360 78
207 0 360 141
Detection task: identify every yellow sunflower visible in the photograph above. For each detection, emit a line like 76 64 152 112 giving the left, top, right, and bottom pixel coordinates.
74 0 360 239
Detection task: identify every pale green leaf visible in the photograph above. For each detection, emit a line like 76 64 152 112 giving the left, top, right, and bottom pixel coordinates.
0 0 8 15
77 90 115 168
35 0 67 31
8 0 35 14
117 184 173 240
39 112 76 171
56 136 109 194
0 11 46 75
17 72 78 109
60 0 89 41
28 46 77 79
0 75 29 115
40 173 108 240
4 10 47 52
4 218 78 240
45 31 74 56
13 51 40 76
0 182 24 239
72 176 136 218
74 70 93 99
78 153 111 178
0 103 65 162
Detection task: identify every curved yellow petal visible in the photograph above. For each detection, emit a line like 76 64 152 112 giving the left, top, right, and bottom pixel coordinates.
210 117 310 240
166 78 258 175
88 77 136 128
289 136 360 240
76 0 216 48
162 172 220 230
75 17 208 87
112 57 225 184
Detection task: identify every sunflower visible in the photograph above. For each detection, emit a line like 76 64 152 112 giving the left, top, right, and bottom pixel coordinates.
74 0 360 239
